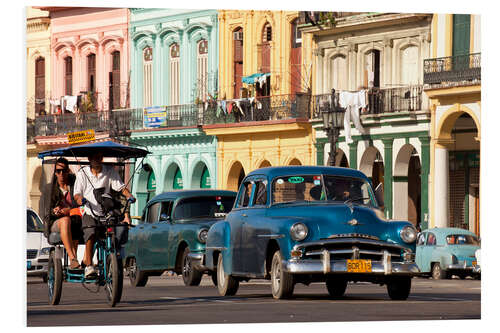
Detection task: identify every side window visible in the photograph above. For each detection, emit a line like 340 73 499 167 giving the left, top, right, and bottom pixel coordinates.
237 181 254 208
417 233 426 246
253 180 268 206
426 233 436 246
160 201 173 221
146 202 161 223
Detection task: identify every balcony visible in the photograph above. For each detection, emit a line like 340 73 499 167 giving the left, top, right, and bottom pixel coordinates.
311 86 423 119
297 11 361 25
202 93 311 125
34 104 202 138
423 53 481 87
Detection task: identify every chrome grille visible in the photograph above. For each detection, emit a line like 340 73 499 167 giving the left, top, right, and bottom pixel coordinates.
27 249 37 259
297 238 404 261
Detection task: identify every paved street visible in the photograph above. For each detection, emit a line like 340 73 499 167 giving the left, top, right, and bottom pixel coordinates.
27 275 480 327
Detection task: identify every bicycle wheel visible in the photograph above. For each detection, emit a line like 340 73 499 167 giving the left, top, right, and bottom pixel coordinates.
105 252 123 307
47 250 63 305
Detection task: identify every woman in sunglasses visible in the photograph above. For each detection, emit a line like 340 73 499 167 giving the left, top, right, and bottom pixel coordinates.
46 157 82 269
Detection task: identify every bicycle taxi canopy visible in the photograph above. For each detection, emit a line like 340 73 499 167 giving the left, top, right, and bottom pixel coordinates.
38 140 150 159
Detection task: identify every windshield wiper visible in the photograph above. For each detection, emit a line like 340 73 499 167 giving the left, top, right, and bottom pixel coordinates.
344 197 371 205
274 200 313 206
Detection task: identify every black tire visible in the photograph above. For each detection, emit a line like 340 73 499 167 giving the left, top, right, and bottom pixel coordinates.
217 253 239 296
326 277 348 298
431 263 447 280
210 272 218 287
47 250 63 305
181 247 202 286
270 250 294 299
105 253 123 307
387 277 412 300
128 257 148 287
42 273 48 283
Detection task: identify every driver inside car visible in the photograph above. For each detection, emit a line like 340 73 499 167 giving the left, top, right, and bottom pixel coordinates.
73 152 135 278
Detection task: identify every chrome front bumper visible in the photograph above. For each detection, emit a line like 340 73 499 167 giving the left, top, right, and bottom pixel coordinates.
284 251 419 276
188 253 207 271
447 263 480 273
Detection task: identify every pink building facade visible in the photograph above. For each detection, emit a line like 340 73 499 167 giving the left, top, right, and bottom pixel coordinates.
46 7 129 112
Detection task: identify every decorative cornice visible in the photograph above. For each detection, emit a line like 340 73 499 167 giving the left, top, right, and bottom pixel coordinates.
27 17 50 33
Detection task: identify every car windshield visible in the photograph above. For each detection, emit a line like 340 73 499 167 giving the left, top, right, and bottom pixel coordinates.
27 211 44 232
272 175 375 206
446 234 480 246
173 196 235 220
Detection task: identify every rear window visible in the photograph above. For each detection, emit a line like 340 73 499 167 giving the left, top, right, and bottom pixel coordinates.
27 211 44 232
446 234 480 246
173 196 235 220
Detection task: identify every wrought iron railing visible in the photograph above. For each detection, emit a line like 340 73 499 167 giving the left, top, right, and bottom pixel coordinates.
203 93 311 125
311 86 423 118
33 105 202 138
298 11 361 25
424 53 481 85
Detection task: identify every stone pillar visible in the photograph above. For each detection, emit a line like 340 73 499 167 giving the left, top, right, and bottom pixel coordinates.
315 140 325 166
349 140 358 170
153 34 160 106
434 143 450 228
313 47 324 93
382 138 394 219
419 136 431 230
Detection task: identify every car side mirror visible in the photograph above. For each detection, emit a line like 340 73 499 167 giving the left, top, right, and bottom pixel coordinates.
374 183 384 209
160 213 170 222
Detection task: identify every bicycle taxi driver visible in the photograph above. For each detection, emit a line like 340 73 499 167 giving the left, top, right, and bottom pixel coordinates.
73 151 135 278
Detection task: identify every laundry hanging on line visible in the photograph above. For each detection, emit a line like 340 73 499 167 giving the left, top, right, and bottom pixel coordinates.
339 90 367 144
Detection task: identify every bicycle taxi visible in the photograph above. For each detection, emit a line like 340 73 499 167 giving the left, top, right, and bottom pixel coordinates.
37 140 150 307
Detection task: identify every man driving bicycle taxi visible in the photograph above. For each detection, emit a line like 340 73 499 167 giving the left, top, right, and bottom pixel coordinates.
73 151 135 278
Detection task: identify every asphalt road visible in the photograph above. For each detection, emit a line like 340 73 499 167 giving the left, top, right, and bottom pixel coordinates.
26 275 481 327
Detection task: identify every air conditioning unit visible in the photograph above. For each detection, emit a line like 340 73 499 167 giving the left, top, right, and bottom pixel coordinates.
233 31 243 41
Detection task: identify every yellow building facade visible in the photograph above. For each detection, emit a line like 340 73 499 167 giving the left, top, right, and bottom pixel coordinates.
424 14 481 234
210 9 315 191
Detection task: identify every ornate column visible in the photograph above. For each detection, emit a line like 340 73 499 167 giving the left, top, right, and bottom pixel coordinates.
419 136 431 230
347 43 357 91
153 32 160 106
383 38 393 86
434 139 452 228
315 140 326 166
313 46 324 94
382 138 394 219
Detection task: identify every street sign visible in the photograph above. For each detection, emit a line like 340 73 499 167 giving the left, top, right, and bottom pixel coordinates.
67 129 95 144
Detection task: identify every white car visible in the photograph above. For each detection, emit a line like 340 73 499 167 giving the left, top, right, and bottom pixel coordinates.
27 208 51 282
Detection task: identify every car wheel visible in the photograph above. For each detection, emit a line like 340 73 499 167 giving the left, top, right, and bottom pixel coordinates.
128 257 148 287
42 273 48 283
210 272 218 287
270 250 294 299
326 277 348 298
182 247 202 286
431 263 447 280
47 250 63 305
217 253 239 296
386 277 412 300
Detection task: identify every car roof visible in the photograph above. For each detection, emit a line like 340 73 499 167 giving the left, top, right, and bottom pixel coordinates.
421 227 478 237
148 189 237 203
246 166 370 181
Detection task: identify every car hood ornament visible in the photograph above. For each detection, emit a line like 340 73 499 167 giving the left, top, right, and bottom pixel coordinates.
347 219 359 226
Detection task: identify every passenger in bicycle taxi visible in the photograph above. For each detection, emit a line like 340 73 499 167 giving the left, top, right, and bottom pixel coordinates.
44 157 83 270
73 152 135 278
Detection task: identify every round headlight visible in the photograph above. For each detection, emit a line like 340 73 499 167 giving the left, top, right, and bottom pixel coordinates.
40 247 51 256
290 223 308 242
400 225 417 244
198 229 208 243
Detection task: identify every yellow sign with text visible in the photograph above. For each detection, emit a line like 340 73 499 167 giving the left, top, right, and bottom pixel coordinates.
67 130 95 144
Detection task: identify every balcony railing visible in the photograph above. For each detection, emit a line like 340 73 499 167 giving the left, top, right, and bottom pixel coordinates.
424 53 481 85
298 11 361 25
33 104 203 138
203 93 311 125
311 86 423 118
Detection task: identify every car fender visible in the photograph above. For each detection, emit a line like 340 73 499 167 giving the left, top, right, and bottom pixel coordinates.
430 247 452 269
205 221 230 271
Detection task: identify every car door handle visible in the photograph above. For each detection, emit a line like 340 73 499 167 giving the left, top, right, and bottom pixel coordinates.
152 226 157 229
242 214 248 217
139 226 144 229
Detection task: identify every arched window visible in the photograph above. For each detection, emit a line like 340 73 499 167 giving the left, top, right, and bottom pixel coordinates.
197 39 209 101
260 22 272 73
87 53 96 105
109 51 121 109
169 43 180 105
364 50 380 88
233 27 243 98
35 57 45 115
143 46 153 107
401 46 419 85
64 56 72 96
331 55 347 90
290 18 302 95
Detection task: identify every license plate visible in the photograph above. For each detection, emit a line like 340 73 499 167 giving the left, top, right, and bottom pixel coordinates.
347 259 372 272
27 261 32 269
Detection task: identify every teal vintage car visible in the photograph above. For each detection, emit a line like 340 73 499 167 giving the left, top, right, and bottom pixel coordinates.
205 166 420 300
124 190 237 287
416 227 480 279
